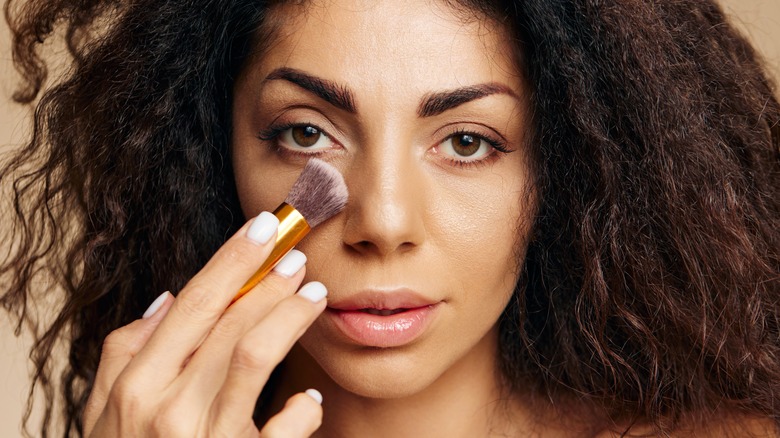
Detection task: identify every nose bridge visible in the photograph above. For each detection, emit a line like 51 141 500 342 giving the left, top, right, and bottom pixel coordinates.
343 133 425 256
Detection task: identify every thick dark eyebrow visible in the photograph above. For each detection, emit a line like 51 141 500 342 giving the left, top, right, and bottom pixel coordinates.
264 67 357 113
417 83 518 118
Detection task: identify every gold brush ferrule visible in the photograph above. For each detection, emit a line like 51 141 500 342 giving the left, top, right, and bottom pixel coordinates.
232 203 311 303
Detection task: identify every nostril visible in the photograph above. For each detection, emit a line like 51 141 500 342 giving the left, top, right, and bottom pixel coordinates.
343 240 374 255
355 240 375 251
397 241 416 252
340 198 426 256
346 239 417 256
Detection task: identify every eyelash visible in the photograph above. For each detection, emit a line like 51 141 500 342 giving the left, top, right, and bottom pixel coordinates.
257 122 512 167
441 127 511 168
258 122 335 156
257 121 329 143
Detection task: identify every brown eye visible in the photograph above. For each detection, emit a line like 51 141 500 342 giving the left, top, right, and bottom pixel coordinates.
276 124 334 154
451 134 482 157
291 125 322 147
437 132 494 164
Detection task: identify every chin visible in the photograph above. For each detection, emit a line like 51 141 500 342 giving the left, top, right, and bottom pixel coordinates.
299 333 451 399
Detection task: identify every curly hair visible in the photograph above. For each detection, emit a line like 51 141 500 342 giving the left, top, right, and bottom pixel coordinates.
1 0 778 436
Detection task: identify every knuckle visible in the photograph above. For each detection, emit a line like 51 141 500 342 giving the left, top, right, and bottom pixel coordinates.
149 412 172 435
259 276 296 301
101 328 129 356
175 281 223 321
210 313 247 340
150 403 190 436
231 339 274 373
210 418 255 438
214 240 262 272
280 298 316 324
107 375 143 414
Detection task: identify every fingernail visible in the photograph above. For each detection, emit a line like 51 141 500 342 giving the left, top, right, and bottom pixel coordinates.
305 388 323 405
247 211 279 245
143 291 170 319
273 249 307 277
297 281 328 303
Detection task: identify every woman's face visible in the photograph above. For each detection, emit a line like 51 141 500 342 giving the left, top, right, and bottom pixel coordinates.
232 0 534 397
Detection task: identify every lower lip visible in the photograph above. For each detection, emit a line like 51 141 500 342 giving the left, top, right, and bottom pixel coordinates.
327 305 438 348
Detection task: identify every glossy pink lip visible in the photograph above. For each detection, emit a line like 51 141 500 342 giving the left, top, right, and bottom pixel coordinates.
326 290 440 348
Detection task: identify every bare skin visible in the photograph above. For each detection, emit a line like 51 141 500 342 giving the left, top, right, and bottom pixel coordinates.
82 218 327 437
231 0 544 436
80 0 779 436
81 0 547 435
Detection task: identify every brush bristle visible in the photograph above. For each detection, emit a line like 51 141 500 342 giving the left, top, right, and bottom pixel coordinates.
285 158 348 228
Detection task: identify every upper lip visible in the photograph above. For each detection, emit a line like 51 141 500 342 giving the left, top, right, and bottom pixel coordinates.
327 288 439 311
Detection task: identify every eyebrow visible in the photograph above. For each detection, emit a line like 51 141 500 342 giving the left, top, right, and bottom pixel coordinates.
417 83 519 118
263 67 517 117
265 67 357 113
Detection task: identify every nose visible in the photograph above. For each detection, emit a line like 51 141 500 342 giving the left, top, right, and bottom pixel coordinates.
341 150 426 257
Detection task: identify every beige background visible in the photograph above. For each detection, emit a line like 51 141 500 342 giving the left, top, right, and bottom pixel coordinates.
2 1 779 436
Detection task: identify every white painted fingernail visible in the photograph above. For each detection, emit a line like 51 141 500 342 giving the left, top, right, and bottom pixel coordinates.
246 211 279 245
297 281 328 303
272 249 307 277
305 388 323 405
143 291 170 319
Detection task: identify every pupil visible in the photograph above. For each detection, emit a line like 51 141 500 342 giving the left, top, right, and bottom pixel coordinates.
292 126 321 147
453 134 480 156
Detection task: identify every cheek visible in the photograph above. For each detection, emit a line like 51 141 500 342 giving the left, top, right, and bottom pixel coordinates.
424 178 530 331
230 88 306 219
232 148 299 219
430 172 530 275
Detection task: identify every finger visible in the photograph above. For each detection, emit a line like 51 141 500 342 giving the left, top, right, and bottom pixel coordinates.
259 391 324 438
178 250 308 395
211 282 328 428
82 291 174 435
128 212 280 384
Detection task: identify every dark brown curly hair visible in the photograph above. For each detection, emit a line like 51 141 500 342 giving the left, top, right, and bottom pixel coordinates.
2 0 779 436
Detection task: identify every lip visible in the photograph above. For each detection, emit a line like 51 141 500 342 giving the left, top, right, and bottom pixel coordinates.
325 289 441 348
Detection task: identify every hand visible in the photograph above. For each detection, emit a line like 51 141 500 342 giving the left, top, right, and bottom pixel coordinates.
82 212 327 437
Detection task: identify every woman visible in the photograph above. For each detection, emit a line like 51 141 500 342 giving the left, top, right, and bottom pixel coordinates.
2 0 778 436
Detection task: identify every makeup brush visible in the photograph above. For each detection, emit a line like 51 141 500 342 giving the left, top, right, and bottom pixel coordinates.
233 158 348 302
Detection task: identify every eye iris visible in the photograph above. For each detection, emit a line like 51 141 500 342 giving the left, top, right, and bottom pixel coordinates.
291 126 321 147
452 134 481 156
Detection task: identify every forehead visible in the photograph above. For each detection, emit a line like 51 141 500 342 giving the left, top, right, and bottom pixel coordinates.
256 0 523 95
